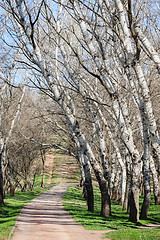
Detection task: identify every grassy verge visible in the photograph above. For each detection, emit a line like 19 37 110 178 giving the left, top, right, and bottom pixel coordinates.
62 186 160 240
0 174 56 240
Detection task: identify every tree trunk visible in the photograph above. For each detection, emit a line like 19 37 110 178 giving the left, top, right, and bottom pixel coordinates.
41 149 46 188
85 180 94 212
3 166 8 198
123 177 130 212
140 107 151 219
79 164 88 200
140 189 151 220
85 100 110 186
78 150 94 212
128 190 139 222
63 105 110 216
128 152 141 223
109 153 116 198
140 160 151 219
10 182 15 197
78 134 111 216
134 62 160 177
134 24 160 71
83 154 94 212
150 156 160 205
0 135 4 205
41 170 45 188
99 181 111 217
111 167 120 200
123 152 132 212
82 181 88 201
128 189 139 222
87 155 111 216
120 165 127 206
8 171 15 197
0 168 4 206
154 195 160 205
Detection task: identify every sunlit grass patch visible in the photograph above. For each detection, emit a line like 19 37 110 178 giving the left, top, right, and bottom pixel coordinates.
62 186 160 239
103 228 160 240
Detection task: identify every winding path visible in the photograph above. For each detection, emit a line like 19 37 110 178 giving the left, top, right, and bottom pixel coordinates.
12 184 109 240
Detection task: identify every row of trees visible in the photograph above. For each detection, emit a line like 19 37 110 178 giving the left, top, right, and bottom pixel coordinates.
0 78 48 201
0 0 159 223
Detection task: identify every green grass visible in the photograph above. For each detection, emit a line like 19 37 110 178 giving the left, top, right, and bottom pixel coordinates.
34 173 51 187
104 228 160 240
0 174 56 240
62 186 160 239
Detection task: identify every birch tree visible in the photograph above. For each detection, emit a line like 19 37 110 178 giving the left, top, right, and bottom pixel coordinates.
59 0 160 221
1 0 110 215
0 80 26 205
1 0 159 222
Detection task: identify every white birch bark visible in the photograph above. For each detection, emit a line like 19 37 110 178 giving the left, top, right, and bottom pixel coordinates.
66 4 140 213
73 0 141 165
123 150 132 211
134 62 160 171
85 100 109 183
12 0 111 216
140 102 151 219
114 0 132 53
63 107 111 216
95 105 127 205
134 24 160 72
72 1 115 95
112 0 142 222
114 0 160 173
112 165 121 200
110 153 117 198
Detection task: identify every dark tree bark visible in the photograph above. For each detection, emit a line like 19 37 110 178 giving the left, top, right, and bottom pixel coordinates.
155 195 160 205
140 189 151 219
81 154 94 212
140 160 151 219
85 180 94 212
10 182 15 197
0 167 4 206
100 181 111 217
41 149 46 188
128 190 139 223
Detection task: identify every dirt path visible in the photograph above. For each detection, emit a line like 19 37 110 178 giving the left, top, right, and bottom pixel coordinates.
11 183 109 240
